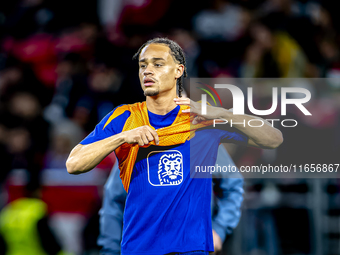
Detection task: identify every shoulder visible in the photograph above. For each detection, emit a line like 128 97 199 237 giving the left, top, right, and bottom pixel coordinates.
107 102 145 120
103 102 146 131
79 104 141 145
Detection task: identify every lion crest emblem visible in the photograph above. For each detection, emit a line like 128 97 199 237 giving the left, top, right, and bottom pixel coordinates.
157 152 183 185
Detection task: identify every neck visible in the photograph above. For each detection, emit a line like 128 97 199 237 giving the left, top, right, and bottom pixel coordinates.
146 91 178 115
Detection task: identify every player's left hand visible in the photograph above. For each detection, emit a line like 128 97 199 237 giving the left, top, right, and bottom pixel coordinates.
174 97 224 124
212 229 223 254
173 97 201 114
173 97 207 124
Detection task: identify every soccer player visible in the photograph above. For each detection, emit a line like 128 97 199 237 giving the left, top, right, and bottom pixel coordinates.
66 38 283 255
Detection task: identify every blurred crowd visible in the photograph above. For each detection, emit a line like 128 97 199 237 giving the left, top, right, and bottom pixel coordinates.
0 0 340 254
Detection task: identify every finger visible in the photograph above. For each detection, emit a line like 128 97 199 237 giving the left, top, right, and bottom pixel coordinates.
146 126 159 145
175 101 190 105
174 97 189 101
193 116 204 125
197 116 206 122
174 98 191 105
182 108 190 113
136 137 144 146
145 130 154 142
193 116 199 125
141 133 149 145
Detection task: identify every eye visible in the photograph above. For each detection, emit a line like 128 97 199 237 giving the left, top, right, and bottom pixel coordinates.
155 63 163 67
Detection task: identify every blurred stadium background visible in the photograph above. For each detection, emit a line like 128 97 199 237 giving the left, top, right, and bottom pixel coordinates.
0 0 340 254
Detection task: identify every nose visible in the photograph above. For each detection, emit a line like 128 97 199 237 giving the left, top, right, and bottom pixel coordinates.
169 162 175 171
143 65 153 76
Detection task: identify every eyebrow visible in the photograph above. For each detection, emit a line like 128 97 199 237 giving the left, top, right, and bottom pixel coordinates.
139 57 166 62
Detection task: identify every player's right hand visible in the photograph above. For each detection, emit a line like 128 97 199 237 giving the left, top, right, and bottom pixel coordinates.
123 125 159 146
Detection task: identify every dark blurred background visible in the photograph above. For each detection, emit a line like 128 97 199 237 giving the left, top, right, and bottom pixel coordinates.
0 0 340 254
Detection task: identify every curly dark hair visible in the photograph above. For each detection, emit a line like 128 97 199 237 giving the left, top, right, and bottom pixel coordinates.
133 38 187 97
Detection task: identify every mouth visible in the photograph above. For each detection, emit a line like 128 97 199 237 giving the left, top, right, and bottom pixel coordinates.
144 78 156 87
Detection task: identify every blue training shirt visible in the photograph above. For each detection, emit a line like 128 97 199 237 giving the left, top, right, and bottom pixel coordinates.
81 104 248 255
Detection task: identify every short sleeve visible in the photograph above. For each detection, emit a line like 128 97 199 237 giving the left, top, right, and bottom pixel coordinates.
80 105 131 145
219 126 248 145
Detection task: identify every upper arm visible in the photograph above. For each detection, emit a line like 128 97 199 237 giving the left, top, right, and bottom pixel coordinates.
219 127 249 146
215 124 280 148
66 106 130 174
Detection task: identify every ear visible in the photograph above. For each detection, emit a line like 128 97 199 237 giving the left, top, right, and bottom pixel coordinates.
175 64 184 79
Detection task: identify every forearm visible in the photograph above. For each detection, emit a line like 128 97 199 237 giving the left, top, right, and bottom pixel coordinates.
212 178 244 241
212 193 243 240
66 133 126 174
216 108 283 149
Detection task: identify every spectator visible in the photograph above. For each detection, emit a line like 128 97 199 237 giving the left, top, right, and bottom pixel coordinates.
0 184 65 255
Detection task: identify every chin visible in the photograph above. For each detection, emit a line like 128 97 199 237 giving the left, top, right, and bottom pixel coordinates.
144 88 160 97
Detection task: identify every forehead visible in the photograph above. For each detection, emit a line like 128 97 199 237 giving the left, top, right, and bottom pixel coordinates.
139 43 174 62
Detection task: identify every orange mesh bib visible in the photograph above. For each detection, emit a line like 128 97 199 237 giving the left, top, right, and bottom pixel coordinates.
104 101 215 192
